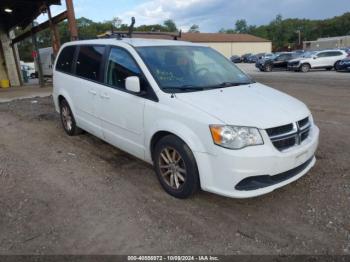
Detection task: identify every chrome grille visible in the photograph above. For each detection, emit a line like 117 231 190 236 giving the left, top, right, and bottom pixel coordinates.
266 117 311 151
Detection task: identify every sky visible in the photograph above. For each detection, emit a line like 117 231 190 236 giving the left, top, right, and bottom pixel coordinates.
39 0 350 32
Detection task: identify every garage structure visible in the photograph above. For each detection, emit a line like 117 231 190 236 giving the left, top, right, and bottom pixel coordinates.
0 0 78 87
180 33 272 57
303 35 350 51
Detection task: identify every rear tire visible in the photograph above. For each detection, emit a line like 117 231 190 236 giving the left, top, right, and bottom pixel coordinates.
153 135 200 199
301 63 310 73
59 99 82 136
264 64 272 72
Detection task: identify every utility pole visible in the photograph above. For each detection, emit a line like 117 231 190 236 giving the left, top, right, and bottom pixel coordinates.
31 22 44 87
296 30 301 47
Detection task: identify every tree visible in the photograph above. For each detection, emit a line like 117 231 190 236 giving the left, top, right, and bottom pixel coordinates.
188 24 200 33
235 19 248 33
163 19 178 32
111 17 122 29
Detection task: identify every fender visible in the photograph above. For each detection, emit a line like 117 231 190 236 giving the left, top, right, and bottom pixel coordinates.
55 90 77 119
145 119 209 163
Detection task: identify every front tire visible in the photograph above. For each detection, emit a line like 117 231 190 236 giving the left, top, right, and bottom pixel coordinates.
264 64 272 72
60 99 82 136
300 63 310 73
153 135 200 199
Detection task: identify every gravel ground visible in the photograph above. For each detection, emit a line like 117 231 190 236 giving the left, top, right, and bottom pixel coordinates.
0 65 349 255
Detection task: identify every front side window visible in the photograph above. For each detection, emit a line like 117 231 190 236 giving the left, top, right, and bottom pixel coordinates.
136 46 253 93
105 48 142 89
76 45 105 81
317 52 328 58
56 46 76 73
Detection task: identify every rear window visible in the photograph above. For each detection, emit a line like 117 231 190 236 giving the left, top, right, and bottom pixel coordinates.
328 51 343 56
56 46 76 73
76 45 105 81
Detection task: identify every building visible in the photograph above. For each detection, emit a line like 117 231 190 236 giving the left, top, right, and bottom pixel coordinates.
180 33 272 57
303 35 350 51
0 0 78 87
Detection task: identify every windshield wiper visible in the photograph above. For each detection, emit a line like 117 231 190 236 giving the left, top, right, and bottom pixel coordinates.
163 85 204 93
204 82 252 90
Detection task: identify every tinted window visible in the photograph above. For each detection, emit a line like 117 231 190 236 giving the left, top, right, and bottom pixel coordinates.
328 51 342 56
56 46 76 73
76 45 105 81
317 52 328 58
105 48 142 89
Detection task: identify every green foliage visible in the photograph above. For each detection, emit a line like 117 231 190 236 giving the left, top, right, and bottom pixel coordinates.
16 17 179 61
188 24 200 33
220 12 350 50
235 19 248 33
163 19 178 32
16 12 350 61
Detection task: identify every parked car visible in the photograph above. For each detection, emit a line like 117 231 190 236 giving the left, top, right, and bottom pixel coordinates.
335 57 350 72
262 53 276 60
20 62 36 78
340 47 350 54
230 55 241 63
246 53 266 63
53 38 319 199
256 52 295 72
287 49 348 72
241 53 252 63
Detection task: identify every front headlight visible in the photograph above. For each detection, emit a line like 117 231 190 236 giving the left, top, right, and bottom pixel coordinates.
209 125 263 149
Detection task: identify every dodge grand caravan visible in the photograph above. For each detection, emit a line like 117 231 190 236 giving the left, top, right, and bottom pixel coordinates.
53 38 319 199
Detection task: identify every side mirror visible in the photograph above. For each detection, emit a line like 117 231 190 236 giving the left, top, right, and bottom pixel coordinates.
313 56 317 59
125 76 140 93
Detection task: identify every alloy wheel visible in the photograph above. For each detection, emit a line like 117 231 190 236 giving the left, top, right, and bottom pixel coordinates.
61 105 73 132
158 147 187 190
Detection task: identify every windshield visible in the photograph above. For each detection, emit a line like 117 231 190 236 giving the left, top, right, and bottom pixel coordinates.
136 46 253 93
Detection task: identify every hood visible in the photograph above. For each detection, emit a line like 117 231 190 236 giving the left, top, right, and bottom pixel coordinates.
176 83 310 129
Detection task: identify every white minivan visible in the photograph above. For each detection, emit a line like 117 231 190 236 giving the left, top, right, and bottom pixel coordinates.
53 38 319 199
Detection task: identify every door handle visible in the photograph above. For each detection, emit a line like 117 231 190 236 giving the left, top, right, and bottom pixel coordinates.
100 93 110 99
89 90 97 95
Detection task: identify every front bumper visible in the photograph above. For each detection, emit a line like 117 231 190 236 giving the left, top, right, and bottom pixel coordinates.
194 124 319 198
287 64 300 70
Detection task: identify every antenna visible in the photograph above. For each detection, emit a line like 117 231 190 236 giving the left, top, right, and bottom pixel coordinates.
128 17 136 38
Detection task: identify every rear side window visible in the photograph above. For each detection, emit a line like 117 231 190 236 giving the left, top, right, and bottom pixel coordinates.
328 51 342 56
76 45 105 81
56 46 76 73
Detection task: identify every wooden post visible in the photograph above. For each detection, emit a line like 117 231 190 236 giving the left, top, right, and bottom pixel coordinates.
65 0 78 41
31 22 44 87
46 4 61 57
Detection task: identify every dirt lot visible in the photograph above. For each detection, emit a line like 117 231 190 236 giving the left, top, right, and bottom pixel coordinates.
0 65 349 255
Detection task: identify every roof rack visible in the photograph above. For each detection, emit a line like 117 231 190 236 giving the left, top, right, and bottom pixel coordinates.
97 17 182 40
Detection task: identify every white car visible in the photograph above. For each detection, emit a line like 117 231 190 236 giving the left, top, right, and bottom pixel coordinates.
288 50 348 72
53 38 319 199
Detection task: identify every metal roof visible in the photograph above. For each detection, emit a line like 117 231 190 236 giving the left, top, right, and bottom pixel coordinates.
0 0 61 32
